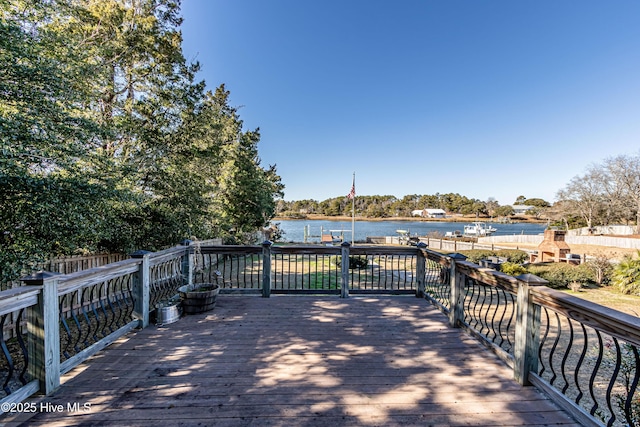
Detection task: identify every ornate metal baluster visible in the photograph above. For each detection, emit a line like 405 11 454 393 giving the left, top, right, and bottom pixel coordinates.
488 287 499 343
504 291 515 352
574 323 588 404
548 312 562 386
97 281 110 337
539 307 551 377
125 274 135 319
560 319 574 394
68 290 83 353
484 287 498 342
112 277 126 328
464 277 476 326
88 284 101 341
589 331 604 417
307 254 311 289
105 278 117 333
1 313 14 394
243 255 249 289
79 287 92 347
149 265 159 307
476 284 487 335
496 288 507 348
15 309 28 385
623 345 640 427
287 253 292 289
59 294 73 359
605 338 622 427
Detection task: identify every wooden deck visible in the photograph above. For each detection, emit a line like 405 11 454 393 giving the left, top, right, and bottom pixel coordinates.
3 296 579 426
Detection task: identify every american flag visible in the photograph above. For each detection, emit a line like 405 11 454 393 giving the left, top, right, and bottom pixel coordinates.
346 177 355 199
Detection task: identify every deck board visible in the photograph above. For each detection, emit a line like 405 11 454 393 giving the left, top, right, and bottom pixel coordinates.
2 296 579 426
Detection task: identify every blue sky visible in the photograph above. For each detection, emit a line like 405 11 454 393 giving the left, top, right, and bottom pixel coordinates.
180 0 640 206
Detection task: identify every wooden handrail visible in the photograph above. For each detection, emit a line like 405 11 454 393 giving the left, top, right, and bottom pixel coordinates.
0 286 40 316
454 260 521 294
531 285 640 347
57 258 141 296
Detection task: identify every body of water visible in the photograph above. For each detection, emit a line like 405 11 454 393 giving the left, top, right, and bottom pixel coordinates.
273 219 547 243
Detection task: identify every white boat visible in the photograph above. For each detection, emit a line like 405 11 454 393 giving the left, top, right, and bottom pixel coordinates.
463 222 497 237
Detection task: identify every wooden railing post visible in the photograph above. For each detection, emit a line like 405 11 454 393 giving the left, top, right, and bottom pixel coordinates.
448 254 467 328
180 239 194 287
262 241 272 298
131 250 151 328
21 271 61 394
513 273 547 385
415 243 427 298
340 242 350 298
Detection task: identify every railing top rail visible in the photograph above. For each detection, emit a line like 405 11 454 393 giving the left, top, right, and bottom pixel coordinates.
455 260 521 294
57 258 142 296
531 285 640 347
350 245 423 256
422 248 451 266
198 245 262 255
149 245 186 259
271 245 341 255
149 246 186 267
0 286 40 316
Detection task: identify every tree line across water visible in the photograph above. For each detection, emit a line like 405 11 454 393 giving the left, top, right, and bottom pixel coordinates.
276 194 549 219
277 151 640 236
1 1 283 282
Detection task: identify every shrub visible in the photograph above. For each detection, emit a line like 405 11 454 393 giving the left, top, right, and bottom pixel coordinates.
458 249 529 265
499 262 527 276
612 251 640 296
526 263 595 289
459 250 495 264
585 255 614 285
495 249 529 264
332 255 368 269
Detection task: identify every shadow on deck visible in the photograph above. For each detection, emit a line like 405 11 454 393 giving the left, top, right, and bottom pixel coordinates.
4 296 578 426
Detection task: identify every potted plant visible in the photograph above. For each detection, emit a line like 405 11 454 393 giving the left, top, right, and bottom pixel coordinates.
178 282 220 314
178 270 222 314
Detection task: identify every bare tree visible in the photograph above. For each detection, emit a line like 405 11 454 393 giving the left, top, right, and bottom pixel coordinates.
485 198 499 217
556 169 606 231
603 153 640 234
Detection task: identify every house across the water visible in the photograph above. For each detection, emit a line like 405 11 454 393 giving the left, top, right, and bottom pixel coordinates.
411 208 446 218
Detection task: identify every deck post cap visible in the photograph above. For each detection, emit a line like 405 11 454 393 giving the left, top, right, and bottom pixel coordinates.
20 270 61 285
130 250 152 258
515 273 548 286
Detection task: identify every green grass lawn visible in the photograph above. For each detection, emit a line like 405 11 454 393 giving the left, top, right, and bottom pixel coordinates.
564 284 640 317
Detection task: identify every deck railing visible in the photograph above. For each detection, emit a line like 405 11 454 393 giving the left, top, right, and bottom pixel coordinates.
0 244 188 408
1 242 639 426
427 258 640 427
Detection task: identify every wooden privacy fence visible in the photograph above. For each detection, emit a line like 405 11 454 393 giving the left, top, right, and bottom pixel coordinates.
1 241 639 426
2 253 129 292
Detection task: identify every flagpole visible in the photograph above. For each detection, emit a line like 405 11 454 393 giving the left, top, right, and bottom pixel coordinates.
351 172 355 245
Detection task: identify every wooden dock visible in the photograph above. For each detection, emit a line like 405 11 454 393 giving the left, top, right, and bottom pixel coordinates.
2 296 579 426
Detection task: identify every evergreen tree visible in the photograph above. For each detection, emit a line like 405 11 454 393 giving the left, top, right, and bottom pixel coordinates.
1 0 116 280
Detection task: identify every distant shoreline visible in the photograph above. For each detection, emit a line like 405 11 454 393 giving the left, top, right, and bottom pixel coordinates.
272 214 546 223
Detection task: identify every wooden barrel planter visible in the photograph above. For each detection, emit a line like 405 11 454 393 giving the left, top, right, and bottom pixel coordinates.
178 283 220 314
